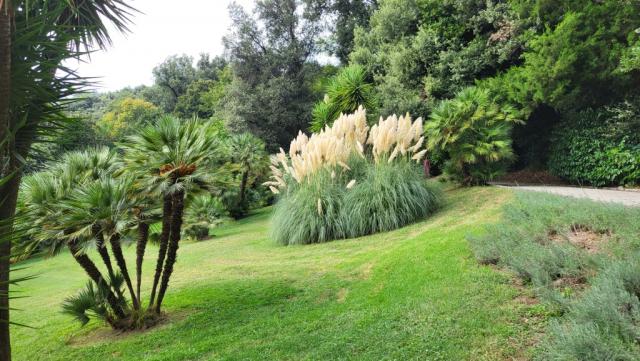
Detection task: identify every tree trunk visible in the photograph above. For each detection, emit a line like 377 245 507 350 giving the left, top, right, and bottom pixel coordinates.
0 4 13 360
155 189 185 313
239 169 249 207
135 221 149 303
93 227 125 302
68 242 125 319
109 234 138 310
149 193 172 308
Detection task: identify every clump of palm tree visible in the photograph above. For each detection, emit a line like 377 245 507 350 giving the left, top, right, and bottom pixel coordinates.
17 117 225 329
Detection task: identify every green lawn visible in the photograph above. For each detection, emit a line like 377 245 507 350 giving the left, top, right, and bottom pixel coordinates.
11 187 543 360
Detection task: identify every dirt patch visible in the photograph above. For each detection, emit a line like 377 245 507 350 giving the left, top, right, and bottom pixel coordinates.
493 169 567 186
66 310 190 347
548 224 611 254
551 275 589 292
336 288 349 303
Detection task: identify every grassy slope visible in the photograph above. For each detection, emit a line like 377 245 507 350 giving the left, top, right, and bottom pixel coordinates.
11 187 542 360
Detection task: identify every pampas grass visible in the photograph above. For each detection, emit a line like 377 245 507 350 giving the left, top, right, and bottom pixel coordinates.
269 108 441 245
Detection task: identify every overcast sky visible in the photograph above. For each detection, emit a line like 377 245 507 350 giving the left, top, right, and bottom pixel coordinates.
71 0 254 92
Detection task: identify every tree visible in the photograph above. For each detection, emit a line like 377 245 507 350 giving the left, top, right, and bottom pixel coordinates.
225 133 269 219
152 54 197 107
96 98 161 142
0 1 133 358
196 53 227 81
328 0 377 63
222 0 325 149
174 80 217 119
122 117 223 313
350 0 523 117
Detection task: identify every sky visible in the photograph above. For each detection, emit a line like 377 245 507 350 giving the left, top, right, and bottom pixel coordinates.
71 0 254 92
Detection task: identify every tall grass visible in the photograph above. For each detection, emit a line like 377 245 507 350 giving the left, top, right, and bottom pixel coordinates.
341 160 441 238
269 108 440 245
468 191 640 359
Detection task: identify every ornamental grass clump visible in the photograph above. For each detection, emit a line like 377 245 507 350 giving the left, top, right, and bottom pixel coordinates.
267 107 441 245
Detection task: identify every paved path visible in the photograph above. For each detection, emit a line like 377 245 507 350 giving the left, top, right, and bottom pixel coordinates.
499 185 640 207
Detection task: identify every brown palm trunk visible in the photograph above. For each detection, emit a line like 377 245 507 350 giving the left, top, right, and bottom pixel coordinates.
155 189 185 313
239 169 249 206
0 4 13 360
135 221 149 303
68 242 125 319
93 228 125 302
109 234 139 310
149 193 172 308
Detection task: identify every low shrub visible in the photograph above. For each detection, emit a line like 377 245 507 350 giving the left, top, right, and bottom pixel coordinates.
469 191 640 359
548 100 640 186
268 108 441 245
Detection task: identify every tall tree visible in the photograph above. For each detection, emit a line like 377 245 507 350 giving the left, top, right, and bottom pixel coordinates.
222 0 326 149
328 0 377 64
152 55 197 107
0 1 133 359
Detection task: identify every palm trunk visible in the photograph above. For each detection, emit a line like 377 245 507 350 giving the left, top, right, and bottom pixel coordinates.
68 242 125 319
149 193 172 308
93 228 125 302
155 189 185 313
109 234 139 310
135 221 149 303
239 169 249 206
0 4 13 360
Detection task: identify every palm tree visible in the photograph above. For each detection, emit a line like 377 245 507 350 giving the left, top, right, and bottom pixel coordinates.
18 171 126 319
0 1 134 357
61 176 140 310
227 133 268 219
122 117 222 313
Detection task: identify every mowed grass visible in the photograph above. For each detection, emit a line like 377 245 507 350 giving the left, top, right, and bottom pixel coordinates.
10 187 543 360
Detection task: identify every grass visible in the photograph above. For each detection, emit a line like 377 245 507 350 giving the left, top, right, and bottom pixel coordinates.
10 186 544 360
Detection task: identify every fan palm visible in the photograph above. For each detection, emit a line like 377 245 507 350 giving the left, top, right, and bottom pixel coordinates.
122 116 222 313
61 176 140 310
227 133 268 218
0 1 134 357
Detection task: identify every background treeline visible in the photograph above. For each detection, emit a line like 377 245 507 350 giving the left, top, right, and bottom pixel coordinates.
57 0 640 187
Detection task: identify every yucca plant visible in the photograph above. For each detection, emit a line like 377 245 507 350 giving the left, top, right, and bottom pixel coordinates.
310 65 378 132
121 116 223 313
425 87 521 185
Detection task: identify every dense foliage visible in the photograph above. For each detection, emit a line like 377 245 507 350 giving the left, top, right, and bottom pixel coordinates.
426 87 520 185
548 101 640 186
268 108 440 245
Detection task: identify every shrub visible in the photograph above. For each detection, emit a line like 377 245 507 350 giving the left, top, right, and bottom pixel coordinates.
425 87 521 185
310 65 377 132
469 191 640 359
548 101 640 186
268 107 441 245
